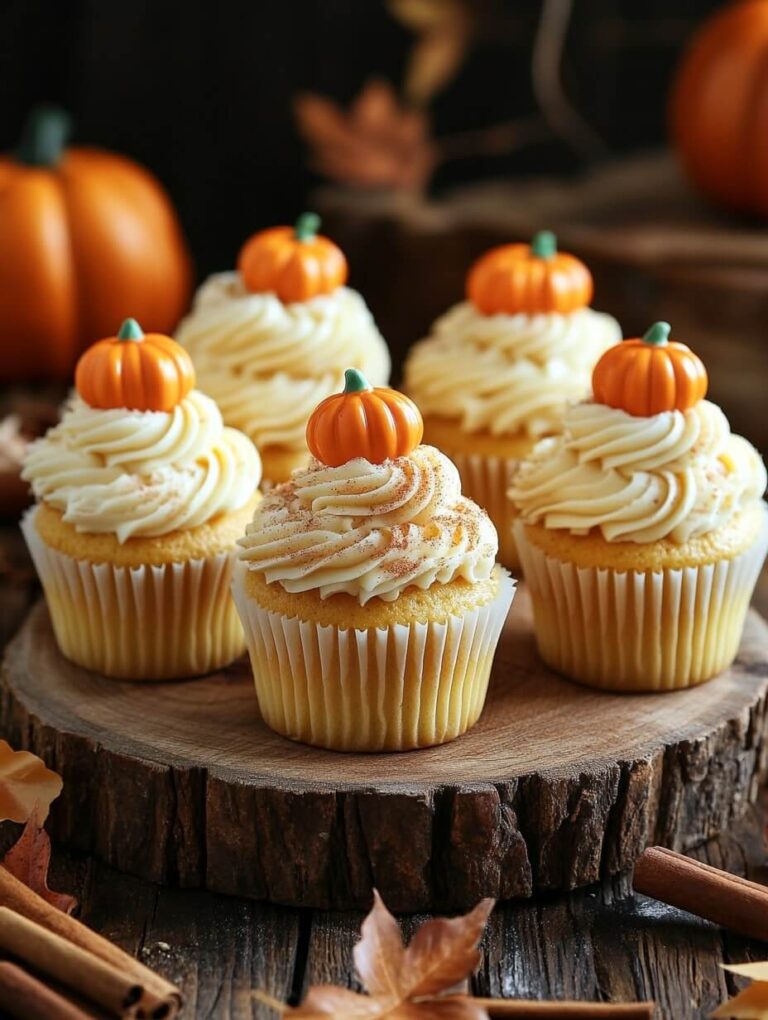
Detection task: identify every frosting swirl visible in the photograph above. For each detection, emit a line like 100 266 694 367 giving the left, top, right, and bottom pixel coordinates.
238 445 497 603
23 392 261 541
175 273 391 450
404 303 620 438
508 400 766 543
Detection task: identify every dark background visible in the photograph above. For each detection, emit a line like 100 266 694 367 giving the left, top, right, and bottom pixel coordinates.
1 0 721 279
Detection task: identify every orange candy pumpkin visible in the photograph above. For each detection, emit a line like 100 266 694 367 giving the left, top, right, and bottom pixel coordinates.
306 369 423 467
466 231 593 316
237 212 348 303
0 106 192 383
75 318 196 413
670 0 768 217
592 322 708 418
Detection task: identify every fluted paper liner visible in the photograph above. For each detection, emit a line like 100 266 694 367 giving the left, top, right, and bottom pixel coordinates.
443 448 522 571
232 563 516 751
22 508 245 679
514 511 768 691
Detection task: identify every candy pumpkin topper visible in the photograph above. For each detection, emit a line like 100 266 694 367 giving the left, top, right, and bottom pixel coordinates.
237 212 348 303
466 231 593 316
592 321 708 418
75 318 196 413
307 369 423 467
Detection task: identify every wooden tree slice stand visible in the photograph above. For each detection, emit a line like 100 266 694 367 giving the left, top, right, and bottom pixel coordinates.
2 587 768 912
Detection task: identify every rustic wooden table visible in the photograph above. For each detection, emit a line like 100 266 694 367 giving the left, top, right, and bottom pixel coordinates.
2 523 768 1020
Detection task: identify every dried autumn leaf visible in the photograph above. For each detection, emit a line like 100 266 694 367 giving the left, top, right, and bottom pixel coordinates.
294 81 435 192
264 889 493 1018
712 962 768 1019
2 808 77 914
0 740 62 823
355 891 493 1002
353 889 407 1002
388 0 473 108
397 899 494 998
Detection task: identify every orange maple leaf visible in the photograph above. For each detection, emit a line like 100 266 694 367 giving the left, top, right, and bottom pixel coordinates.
258 890 493 1018
2 808 77 914
294 80 435 193
0 740 62 824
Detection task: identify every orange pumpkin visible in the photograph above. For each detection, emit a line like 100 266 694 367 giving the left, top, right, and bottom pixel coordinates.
0 106 193 384
592 322 708 418
75 318 196 412
670 0 768 216
238 212 348 303
466 231 593 316
307 369 423 467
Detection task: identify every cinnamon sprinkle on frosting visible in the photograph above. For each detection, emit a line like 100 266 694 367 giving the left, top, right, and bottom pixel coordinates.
237 445 497 603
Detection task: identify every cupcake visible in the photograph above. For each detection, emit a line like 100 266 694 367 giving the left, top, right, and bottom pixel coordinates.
404 231 620 569
232 369 515 752
508 321 768 692
175 213 390 483
21 318 262 679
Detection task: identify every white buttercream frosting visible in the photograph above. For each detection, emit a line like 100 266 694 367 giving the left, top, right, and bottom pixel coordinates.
175 273 391 452
405 302 621 438
23 391 261 541
508 399 766 543
237 445 497 603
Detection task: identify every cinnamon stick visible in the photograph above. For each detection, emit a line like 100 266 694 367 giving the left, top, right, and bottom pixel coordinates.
0 960 95 1020
0 865 180 1017
633 846 768 941
0 906 142 1015
475 1000 654 1018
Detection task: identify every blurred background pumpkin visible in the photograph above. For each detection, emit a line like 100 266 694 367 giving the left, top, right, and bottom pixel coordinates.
0 106 192 383
670 0 768 218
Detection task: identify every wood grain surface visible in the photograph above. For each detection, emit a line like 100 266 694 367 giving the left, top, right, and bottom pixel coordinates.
3 582 768 912
42 802 768 1020
2 527 768 1018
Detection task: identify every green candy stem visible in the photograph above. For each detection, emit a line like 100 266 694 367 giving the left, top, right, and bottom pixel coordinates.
531 230 557 259
343 368 372 393
294 212 321 242
117 318 144 341
15 106 71 167
642 321 671 346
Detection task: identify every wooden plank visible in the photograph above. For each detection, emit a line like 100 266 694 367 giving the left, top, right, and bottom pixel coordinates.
138 888 300 1020
31 772 768 1020
476 897 600 1002
48 855 300 1020
304 911 365 992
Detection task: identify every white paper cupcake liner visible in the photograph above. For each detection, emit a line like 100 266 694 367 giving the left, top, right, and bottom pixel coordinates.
21 508 245 679
445 449 522 571
514 510 768 691
232 563 516 751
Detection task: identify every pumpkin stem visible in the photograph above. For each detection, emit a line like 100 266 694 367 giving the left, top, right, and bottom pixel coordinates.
343 368 372 393
294 212 321 241
15 105 71 167
531 230 557 259
643 321 671 346
117 318 144 341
